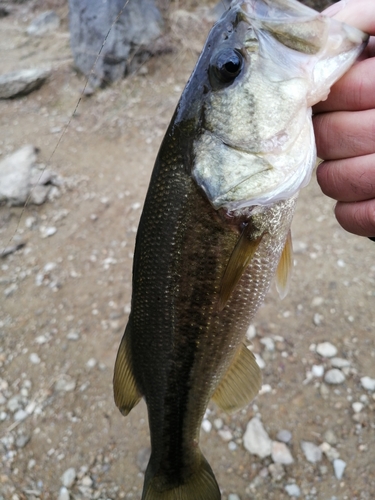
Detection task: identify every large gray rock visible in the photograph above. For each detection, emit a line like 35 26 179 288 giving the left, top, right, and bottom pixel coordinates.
68 0 163 88
0 68 50 99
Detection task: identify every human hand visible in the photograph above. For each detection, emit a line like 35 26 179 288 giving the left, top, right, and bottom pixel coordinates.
313 0 375 237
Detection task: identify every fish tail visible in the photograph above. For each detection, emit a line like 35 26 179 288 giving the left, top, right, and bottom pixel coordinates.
142 453 221 500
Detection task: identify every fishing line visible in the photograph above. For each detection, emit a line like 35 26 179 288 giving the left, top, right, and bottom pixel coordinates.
1 0 131 257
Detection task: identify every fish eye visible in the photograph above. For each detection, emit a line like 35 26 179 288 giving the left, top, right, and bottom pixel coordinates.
210 48 243 85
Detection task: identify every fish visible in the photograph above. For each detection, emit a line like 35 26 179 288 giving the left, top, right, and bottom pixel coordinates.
113 1 368 499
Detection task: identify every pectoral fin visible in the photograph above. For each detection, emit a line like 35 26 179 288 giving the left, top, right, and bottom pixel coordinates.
212 343 262 414
218 230 263 310
113 324 142 416
276 229 293 300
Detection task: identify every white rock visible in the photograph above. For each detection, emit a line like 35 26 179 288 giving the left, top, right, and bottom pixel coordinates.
61 467 76 488
14 409 28 421
218 429 233 442
228 495 240 500
243 418 272 458
29 353 41 364
333 458 346 479
86 358 97 368
213 418 223 430
0 68 50 99
312 364 324 377
271 441 294 465
254 353 265 369
228 441 237 451
360 376 375 392
311 296 324 307
301 441 322 463
330 358 350 369
58 486 70 500
352 402 364 413
201 419 212 433
285 484 301 497
246 324 256 340
320 442 340 461
316 342 337 358
324 369 345 385
40 226 57 238
260 337 275 351
0 145 36 205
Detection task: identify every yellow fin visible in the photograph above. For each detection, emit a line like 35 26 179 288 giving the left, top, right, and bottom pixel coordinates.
113 325 142 416
218 230 263 310
276 229 293 300
143 454 220 500
212 343 262 414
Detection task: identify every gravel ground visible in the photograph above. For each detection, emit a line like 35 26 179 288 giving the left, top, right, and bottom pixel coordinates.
1 1 375 499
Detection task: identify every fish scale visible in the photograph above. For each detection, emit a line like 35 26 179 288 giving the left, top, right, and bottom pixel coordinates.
113 0 368 498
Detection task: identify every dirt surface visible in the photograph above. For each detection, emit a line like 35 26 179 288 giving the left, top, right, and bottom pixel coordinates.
1 1 375 500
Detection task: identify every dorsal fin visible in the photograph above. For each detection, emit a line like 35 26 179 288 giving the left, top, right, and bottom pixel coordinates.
276 229 293 300
113 324 142 416
218 230 264 310
212 343 262 414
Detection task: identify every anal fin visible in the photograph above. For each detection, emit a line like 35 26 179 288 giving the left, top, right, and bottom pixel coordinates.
113 324 142 416
218 230 263 310
212 343 262 414
276 229 293 300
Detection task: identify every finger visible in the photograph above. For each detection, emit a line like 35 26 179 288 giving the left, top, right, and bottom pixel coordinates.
317 153 375 202
313 109 375 160
324 0 375 34
335 199 375 237
313 57 375 113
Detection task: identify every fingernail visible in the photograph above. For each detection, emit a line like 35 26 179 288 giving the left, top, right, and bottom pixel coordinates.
323 0 346 17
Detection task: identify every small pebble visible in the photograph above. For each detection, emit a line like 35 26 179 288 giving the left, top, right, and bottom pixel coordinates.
352 402 364 413
213 418 223 430
301 441 322 463
55 377 76 392
246 324 256 340
14 409 28 421
67 331 80 341
228 494 240 500
276 429 292 444
360 376 375 392
201 419 212 433
86 358 97 368
316 342 338 358
330 358 350 369
228 441 237 451
268 462 285 481
29 353 41 364
324 369 345 385
271 441 294 465
40 226 57 238
243 418 272 458
260 337 275 351
16 434 30 449
285 483 301 497
57 486 70 500
333 458 346 479
323 429 338 446
218 429 233 442
312 364 324 377
61 467 76 488
254 353 265 369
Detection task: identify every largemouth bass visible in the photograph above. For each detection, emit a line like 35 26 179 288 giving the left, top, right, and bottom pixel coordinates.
113 1 367 498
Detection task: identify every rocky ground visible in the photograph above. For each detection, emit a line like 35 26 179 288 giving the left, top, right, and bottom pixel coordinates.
1 1 375 499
